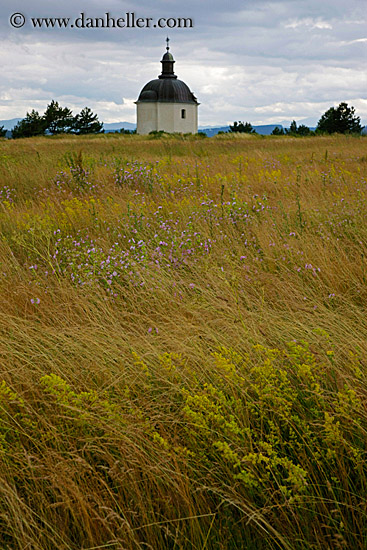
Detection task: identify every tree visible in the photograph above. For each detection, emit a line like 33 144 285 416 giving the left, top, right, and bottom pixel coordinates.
44 100 74 134
297 124 312 136
12 110 47 138
288 120 298 134
73 107 103 135
229 121 256 134
11 103 104 138
285 121 313 136
0 125 6 137
271 126 285 135
317 102 362 134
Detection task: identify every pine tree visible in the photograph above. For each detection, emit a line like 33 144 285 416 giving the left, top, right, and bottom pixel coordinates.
271 126 285 135
12 110 46 138
73 107 103 135
317 102 362 134
297 124 312 136
288 120 298 134
229 121 256 134
44 100 74 134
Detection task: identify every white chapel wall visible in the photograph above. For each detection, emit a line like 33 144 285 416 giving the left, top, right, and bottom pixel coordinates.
137 102 198 134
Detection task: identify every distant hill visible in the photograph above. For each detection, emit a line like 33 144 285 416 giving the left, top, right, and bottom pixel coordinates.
0 118 20 138
0 118 21 131
254 124 284 135
103 121 136 132
199 124 284 137
199 126 229 137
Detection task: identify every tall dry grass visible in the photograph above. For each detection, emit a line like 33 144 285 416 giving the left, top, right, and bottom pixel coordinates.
0 132 366 549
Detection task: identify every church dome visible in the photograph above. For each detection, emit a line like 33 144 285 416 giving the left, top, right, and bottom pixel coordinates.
136 39 198 105
137 78 197 104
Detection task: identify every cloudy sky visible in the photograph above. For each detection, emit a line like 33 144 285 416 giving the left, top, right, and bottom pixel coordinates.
0 0 366 127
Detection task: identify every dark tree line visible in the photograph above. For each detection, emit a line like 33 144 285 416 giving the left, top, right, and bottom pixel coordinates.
229 121 256 134
276 103 363 136
229 103 364 137
11 101 103 139
272 120 313 136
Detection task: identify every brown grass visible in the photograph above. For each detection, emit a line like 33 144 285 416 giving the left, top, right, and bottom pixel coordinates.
0 132 366 549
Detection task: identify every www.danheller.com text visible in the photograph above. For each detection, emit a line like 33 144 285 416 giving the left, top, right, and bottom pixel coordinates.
9 12 194 30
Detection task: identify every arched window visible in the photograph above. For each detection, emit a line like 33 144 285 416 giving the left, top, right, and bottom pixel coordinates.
181 109 186 119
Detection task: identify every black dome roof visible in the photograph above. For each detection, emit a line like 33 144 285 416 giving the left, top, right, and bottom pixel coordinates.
138 78 198 104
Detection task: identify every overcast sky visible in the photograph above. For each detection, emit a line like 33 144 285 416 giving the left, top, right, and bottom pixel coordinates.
1 0 366 127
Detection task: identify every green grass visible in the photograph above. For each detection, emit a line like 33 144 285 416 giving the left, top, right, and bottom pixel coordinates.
0 132 366 549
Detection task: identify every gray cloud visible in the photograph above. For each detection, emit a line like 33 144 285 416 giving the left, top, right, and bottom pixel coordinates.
0 0 366 126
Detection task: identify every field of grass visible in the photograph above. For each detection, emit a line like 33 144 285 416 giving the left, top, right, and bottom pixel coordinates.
0 132 366 549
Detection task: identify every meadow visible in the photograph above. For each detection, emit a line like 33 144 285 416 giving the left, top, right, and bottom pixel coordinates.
0 132 366 549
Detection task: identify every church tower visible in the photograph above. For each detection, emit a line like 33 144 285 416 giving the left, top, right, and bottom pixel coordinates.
135 39 199 134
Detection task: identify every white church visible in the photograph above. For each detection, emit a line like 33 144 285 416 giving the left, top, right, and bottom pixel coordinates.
135 39 199 134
